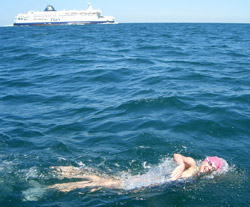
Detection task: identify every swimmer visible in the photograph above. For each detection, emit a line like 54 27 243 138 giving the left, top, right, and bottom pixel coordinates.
170 154 223 181
47 154 223 192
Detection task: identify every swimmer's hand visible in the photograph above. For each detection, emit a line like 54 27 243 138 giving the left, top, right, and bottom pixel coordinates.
170 163 185 181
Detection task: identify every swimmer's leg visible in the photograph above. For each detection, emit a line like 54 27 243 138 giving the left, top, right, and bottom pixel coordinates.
50 166 81 172
50 166 89 179
51 168 107 182
50 166 113 182
47 181 92 192
47 178 122 192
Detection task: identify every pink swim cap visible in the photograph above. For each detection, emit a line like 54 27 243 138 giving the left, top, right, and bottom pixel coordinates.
205 156 223 170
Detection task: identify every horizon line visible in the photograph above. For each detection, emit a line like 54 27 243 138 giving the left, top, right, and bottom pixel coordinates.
1 22 250 27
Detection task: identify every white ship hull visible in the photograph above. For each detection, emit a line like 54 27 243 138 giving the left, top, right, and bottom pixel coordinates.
14 3 116 26
14 20 116 26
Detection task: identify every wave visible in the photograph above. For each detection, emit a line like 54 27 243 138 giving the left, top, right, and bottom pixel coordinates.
1 23 250 205
117 96 187 112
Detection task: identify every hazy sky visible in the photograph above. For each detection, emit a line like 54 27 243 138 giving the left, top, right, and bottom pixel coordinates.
1 0 250 25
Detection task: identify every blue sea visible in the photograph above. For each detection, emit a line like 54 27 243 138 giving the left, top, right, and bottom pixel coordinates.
0 23 250 207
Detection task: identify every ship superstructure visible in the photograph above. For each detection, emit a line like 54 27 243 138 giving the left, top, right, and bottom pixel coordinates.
14 1 116 26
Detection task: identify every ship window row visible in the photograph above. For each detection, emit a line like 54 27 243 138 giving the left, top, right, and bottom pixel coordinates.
19 13 99 20
32 14 96 17
64 13 97 16
34 15 52 17
18 18 28 20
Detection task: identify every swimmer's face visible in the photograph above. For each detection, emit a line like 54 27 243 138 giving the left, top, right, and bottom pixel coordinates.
200 160 217 173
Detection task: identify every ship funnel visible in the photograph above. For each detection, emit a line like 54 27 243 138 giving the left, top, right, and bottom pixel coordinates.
44 5 56 11
86 1 93 10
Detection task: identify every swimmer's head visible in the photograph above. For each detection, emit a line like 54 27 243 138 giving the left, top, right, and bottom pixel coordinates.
199 156 223 173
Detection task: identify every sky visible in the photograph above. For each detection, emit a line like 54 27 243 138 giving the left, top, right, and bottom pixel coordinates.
1 0 250 26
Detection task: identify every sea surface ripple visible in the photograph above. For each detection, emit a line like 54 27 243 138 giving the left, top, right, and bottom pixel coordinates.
0 23 250 206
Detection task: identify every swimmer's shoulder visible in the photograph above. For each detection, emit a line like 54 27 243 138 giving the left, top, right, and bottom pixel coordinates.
181 156 196 168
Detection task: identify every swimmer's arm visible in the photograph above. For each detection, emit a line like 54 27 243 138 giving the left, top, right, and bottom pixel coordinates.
173 154 196 168
171 154 196 181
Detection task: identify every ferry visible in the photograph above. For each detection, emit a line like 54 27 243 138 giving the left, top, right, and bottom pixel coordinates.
13 1 116 26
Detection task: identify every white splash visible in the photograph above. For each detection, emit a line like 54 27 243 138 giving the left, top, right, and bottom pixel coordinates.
120 158 175 190
24 167 39 180
22 180 46 202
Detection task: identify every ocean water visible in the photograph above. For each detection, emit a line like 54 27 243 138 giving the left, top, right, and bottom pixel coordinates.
0 23 250 207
